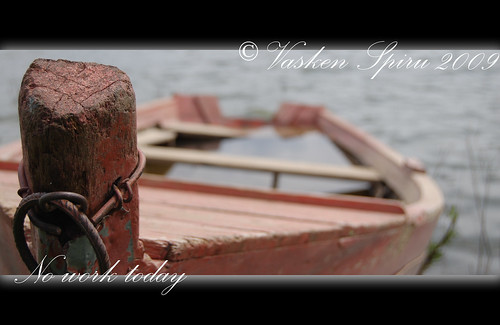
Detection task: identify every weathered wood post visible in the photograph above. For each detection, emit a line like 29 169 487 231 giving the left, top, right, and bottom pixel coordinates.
17 58 144 274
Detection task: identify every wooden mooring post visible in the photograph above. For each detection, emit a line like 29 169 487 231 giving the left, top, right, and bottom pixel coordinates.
16 58 147 274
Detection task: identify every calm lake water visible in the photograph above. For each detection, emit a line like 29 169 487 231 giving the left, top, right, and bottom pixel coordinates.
0 45 499 275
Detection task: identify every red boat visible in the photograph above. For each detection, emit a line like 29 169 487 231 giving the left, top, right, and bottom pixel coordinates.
0 93 443 275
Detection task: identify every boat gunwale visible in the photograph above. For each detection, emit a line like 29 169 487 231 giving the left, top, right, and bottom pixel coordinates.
316 109 444 227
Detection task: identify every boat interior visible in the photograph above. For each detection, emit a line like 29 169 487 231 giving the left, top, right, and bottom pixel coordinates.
136 94 399 201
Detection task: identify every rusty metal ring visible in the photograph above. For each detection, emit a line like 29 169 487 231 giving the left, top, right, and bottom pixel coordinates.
118 179 133 203
27 210 62 236
49 199 110 274
111 184 124 210
39 191 88 214
13 192 110 274
13 192 45 272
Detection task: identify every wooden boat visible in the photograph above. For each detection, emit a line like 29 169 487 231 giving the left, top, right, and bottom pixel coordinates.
0 93 444 275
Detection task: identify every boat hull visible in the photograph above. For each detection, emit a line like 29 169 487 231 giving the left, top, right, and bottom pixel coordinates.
0 96 443 275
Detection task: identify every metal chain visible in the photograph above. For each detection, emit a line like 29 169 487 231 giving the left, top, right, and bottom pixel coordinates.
13 149 145 274
91 150 146 226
